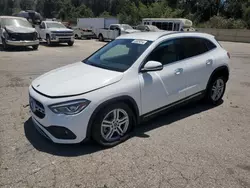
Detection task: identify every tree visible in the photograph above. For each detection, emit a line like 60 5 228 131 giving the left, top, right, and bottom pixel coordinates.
20 0 34 10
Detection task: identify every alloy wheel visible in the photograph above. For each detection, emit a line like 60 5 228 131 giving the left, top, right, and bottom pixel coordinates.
101 109 129 142
211 78 225 101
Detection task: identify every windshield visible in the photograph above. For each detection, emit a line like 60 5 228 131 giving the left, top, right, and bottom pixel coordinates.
84 39 152 72
46 22 66 28
121 24 133 30
2 18 32 28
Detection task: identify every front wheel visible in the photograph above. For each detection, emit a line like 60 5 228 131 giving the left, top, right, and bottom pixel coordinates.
2 37 9 50
68 41 74 46
32 45 39 50
92 103 135 147
46 35 51 46
206 76 226 105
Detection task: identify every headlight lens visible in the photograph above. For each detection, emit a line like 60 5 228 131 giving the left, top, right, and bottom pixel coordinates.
49 99 90 115
3 30 9 39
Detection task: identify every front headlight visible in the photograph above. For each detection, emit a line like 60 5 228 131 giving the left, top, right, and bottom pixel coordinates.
49 99 90 115
3 30 9 39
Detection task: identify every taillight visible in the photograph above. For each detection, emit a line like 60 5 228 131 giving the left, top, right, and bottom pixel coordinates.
227 52 230 59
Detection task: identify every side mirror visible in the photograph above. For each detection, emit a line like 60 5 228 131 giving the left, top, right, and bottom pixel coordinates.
141 61 163 73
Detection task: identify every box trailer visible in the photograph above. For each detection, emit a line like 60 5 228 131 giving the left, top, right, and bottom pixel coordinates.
77 18 119 30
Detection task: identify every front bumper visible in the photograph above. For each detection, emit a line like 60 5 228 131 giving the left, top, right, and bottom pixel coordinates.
29 86 93 144
50 36 74 43
6 40 39 46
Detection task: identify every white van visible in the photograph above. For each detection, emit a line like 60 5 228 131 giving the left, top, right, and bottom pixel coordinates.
142 18 195 32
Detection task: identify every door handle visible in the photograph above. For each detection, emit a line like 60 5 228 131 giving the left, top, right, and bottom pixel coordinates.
175 68 183 75
206 59 213 65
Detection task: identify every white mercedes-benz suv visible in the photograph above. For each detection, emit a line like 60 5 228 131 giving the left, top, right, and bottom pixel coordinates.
29 32 230 146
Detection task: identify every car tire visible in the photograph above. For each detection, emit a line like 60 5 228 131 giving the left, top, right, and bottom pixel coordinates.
98 34 104 42
68 41 74 46
75 34 79 39
2 37 9 50
46 35 51 46
92 103 135 147
206 76 226 105
32 45 39 50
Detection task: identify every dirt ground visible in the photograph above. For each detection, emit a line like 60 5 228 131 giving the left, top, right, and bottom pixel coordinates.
0 40 250 188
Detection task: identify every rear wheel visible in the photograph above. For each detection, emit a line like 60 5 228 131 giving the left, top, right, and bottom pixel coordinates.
92 103 134 147
206 76 226 105
98 34 104 42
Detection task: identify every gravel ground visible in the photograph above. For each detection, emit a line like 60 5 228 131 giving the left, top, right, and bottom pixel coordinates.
0 40 250 188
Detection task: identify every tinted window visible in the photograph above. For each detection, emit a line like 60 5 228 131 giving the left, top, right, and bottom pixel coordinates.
152 22 156 26
41 22 45 28
147 39 184 65
155 22 162 29
204 39 217 50
180 38 209 58
110 25 118 30
168 23 173 31
162 22 168 30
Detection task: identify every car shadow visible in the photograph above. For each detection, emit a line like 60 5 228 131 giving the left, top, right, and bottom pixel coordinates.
0 45 35 52
39 42 73 47
24 100 222 157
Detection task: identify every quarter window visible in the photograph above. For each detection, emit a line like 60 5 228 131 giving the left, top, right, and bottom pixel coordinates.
204 39 217 50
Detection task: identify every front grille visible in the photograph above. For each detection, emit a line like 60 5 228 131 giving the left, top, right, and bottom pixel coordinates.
29 96 45 119
53 32 73 37
9 32 37 41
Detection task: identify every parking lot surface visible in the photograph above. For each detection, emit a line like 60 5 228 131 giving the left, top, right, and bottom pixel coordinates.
0 40 250 188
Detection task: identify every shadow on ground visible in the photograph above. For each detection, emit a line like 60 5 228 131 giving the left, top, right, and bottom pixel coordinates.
39 42 73 47
0 45 35 52
24 100 222 157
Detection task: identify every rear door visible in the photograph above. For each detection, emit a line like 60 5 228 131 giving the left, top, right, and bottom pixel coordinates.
180 37 216 96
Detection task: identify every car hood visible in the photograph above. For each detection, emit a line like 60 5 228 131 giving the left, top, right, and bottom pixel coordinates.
32 62 123 97
5 26 36 33
48 28 73 32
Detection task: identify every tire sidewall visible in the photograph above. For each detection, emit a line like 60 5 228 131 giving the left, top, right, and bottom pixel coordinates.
207 76 226 104
92 103 135 147
46 35 51 45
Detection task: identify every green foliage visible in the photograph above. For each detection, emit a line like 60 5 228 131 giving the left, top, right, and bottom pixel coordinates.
20 0 34 10
0 0 249 29
243 8 250 28
197 16 246 29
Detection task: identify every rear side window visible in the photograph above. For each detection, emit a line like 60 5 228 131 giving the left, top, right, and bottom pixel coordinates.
204 39 217 50
180 37 216 59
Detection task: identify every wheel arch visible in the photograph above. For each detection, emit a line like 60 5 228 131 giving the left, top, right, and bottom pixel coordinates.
85 95 140 140
206 66 229 89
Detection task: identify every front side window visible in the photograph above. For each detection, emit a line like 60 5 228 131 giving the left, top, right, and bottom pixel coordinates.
147 39 183 65
46 22 66 28
2 18 32 28
84 39 152 72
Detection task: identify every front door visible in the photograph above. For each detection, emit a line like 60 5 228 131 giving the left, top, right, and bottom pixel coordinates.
39 22 46 39
139 39 187 115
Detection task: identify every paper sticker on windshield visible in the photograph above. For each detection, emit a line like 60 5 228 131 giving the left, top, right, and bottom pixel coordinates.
132 40 147 45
